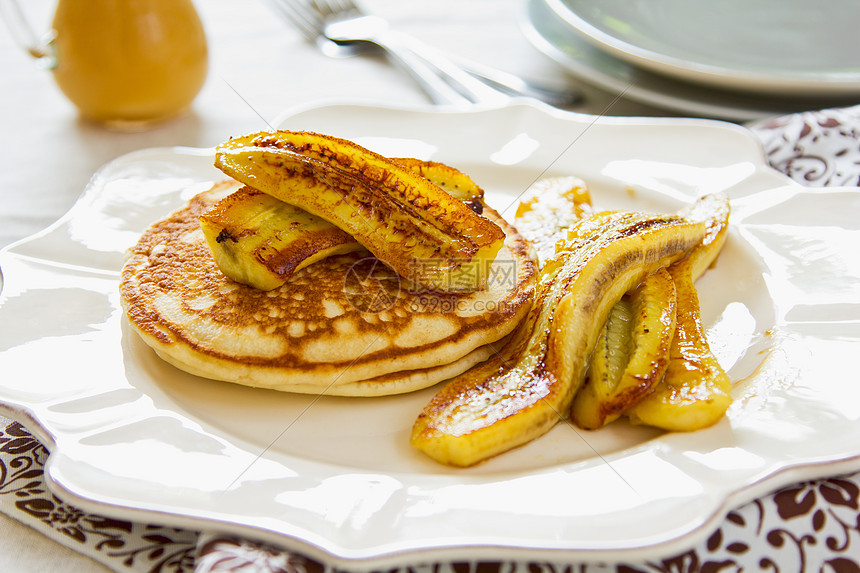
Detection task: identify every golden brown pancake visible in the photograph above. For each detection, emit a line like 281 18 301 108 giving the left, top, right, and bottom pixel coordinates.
119 181 537 395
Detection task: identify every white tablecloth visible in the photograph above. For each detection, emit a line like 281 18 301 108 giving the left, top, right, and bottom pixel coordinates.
1 1 859 571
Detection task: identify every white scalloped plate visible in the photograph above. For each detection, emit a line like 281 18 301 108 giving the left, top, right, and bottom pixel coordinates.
2 101 860 569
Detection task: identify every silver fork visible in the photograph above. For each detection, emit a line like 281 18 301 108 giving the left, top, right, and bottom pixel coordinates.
267 0 579 106
269 0 475 104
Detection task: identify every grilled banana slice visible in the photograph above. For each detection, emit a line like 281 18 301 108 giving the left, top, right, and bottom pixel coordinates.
392 157 485 213
201 159 489 290
199 186 365 291
570 267 677 429
677 192 732 282
514 176 593 266
410 209 706 466
215 131 506 292
626 193 732 431
625 261 732 431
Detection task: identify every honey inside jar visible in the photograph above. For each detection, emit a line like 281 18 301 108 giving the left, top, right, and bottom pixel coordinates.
50 0 208 128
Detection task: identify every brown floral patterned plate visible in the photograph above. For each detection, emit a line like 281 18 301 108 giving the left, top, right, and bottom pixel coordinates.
1 101 859 569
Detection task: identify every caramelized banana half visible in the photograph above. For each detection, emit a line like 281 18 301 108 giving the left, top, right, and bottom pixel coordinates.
627 193 732 431
215 131 506 292
392 157 485 213
201 159 488 291
571 267 677 430
199 186 365 291
514 176 594 266
410 209 706 466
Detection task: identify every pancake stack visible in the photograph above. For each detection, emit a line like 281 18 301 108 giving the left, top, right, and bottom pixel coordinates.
120 180 537 396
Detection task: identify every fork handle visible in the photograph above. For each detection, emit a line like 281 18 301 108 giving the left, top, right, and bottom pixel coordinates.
444 52 581 107
374 29 577 106
377 30 510 105
379 39 476 105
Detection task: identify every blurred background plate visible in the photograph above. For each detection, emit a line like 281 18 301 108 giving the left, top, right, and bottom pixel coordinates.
523 0 860 121
545 0 860 97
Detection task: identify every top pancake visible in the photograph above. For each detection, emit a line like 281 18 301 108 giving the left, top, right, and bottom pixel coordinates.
119 181 537 395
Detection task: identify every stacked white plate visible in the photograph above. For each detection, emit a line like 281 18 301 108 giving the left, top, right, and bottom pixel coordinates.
523 0 860 121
